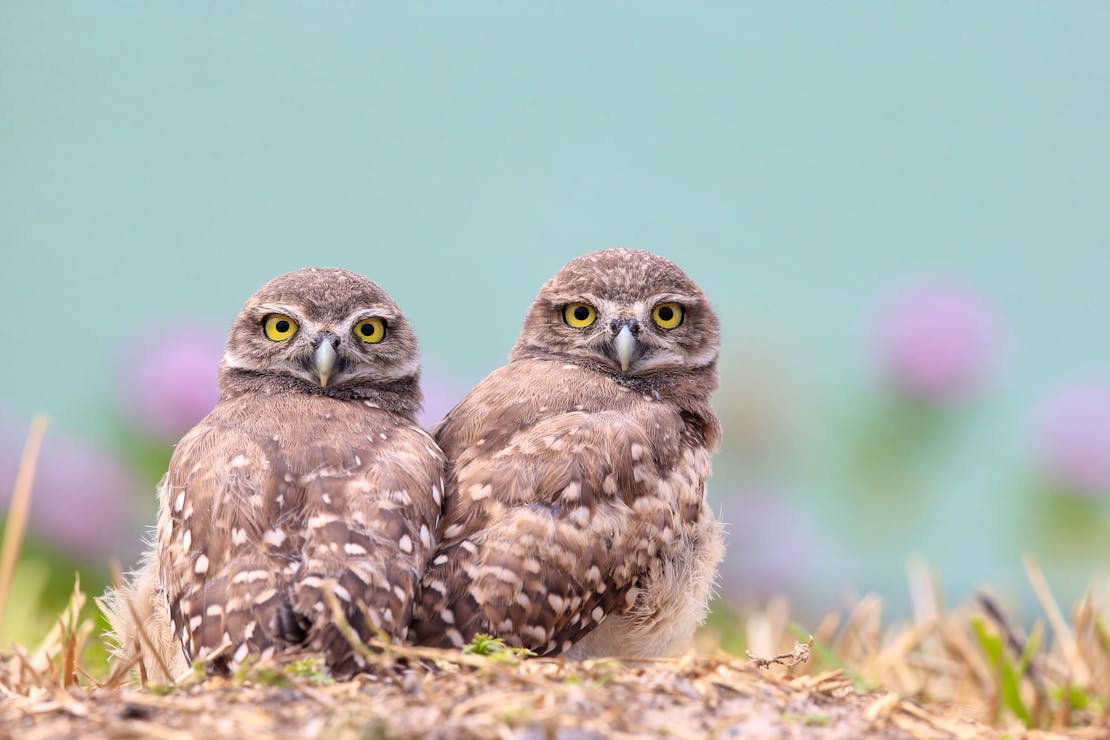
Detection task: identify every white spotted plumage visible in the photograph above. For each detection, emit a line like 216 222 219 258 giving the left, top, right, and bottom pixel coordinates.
410 249 724 659
101 267 445 678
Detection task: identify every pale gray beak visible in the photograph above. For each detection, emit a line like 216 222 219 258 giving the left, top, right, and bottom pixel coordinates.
315 341 337 387
614 325 637 372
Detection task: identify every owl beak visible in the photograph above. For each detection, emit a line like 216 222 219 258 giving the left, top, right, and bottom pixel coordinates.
315 340 338 387
613 324 638 372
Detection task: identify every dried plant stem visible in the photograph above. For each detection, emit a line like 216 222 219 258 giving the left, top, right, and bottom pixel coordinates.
0 416 48 636
1023 554 1091 686
747 637 813 670
321 581 394 672
9 642 86 716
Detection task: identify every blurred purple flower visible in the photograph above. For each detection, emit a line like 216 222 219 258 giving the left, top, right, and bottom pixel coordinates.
121 323 224 440
717 489 818 602
0 419 144 562
875 280 999 402
1035 385 1110 495
418 372 464 431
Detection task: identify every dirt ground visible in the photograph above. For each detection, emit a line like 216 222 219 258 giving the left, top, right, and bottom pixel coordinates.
2 650 1007 740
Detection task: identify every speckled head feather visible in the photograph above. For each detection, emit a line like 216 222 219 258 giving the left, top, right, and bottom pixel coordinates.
220 267 423 417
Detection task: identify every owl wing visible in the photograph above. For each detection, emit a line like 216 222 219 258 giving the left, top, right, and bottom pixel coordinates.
288 422 444 676
412 382 700 656
160 412 444 675
158 421 302 670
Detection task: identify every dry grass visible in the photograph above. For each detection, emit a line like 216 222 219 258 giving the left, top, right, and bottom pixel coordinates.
0 416 47 622
3 419 1110 738
2 629 993 739
707 570 1110 737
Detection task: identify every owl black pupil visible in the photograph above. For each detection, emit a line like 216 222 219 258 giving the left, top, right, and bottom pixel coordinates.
573 306 590 321
360 324 375 336
658 307 674 321
275 320 290 333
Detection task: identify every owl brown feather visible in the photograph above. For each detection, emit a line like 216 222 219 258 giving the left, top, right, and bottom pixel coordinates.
105 267 444 678
411 249 723 658
160 394 443 675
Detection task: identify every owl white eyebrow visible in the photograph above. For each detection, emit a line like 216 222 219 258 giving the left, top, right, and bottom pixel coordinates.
646 293 695 305
550 293 604 306
552 293 694 308
253 304 308 321
346 308 397 322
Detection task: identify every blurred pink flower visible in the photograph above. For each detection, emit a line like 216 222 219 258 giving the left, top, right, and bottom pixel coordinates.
121 322 224 440
418 372 464 431
1035 385 1110 495
0 419 144 562
876 280 998 402
717 489 818 602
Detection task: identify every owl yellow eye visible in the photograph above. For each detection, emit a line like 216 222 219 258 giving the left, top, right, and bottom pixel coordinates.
263 314 298 341
353 317 386 343
563 303 597 328
652 303 684 329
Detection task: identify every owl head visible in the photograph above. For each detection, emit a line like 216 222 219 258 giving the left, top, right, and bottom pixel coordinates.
511 249 720 383
219 267 422 415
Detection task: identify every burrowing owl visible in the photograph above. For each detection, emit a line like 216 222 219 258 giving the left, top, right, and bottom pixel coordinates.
410 249 723 658
103 267 444 678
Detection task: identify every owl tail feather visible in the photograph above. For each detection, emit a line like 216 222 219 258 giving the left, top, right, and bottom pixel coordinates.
97 544 190 683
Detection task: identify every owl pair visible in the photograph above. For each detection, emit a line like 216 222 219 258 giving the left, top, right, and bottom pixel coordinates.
104 249 724 680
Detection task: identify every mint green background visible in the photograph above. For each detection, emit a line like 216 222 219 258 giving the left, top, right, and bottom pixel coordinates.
3 2 1109 613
